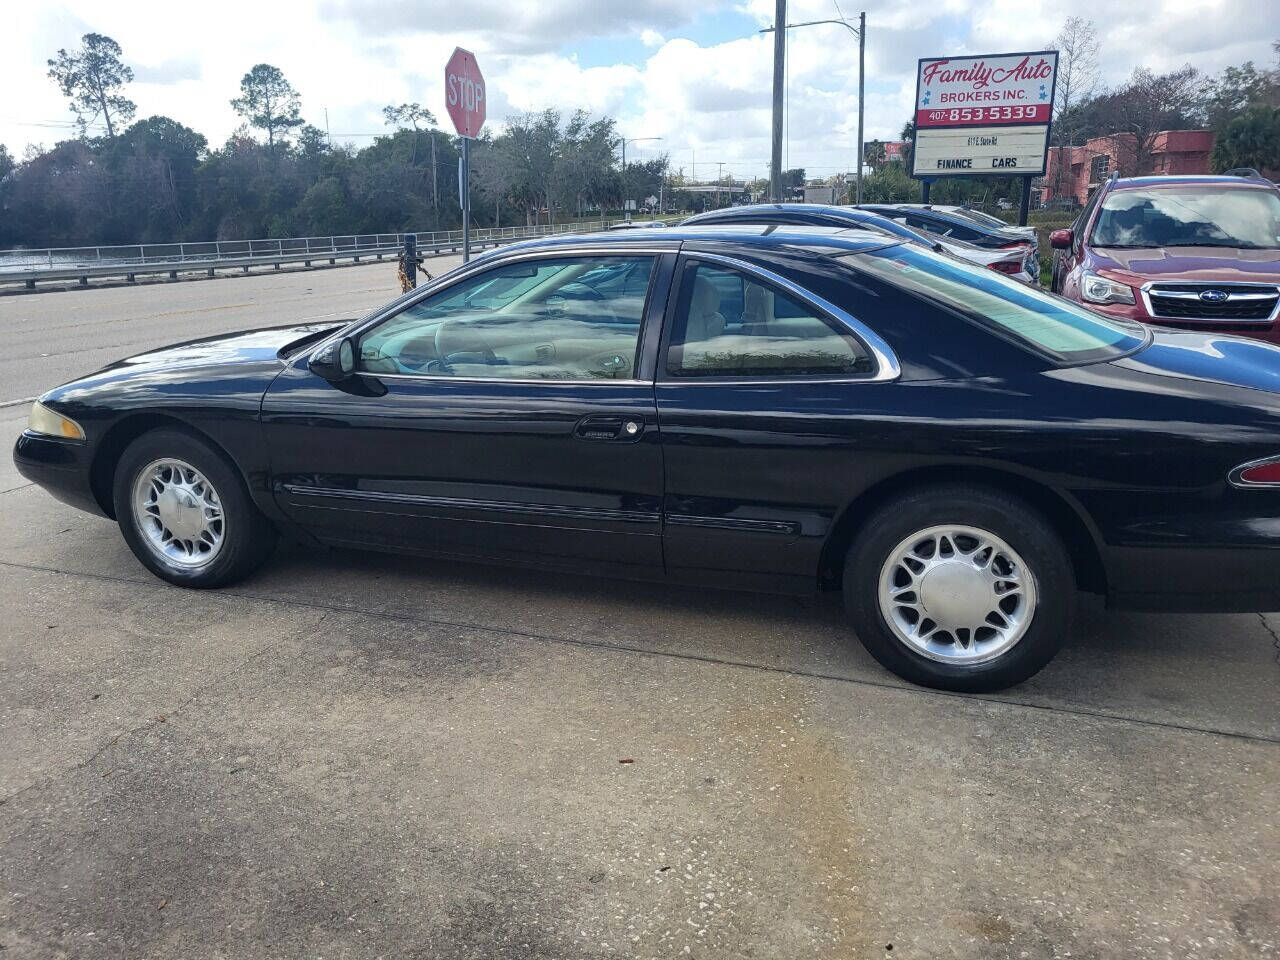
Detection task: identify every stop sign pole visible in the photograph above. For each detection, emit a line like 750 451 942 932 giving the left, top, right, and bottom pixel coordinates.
445 47 486 262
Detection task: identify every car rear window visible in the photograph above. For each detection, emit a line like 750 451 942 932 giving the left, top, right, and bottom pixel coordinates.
850 245 1147 362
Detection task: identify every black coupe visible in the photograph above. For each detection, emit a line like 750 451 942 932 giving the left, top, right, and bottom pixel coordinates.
15 225 1280 691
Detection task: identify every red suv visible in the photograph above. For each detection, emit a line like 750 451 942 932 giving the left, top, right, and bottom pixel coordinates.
1050 172 1280 345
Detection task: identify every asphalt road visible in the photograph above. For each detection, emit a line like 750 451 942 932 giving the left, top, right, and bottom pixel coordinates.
1 263 1278 959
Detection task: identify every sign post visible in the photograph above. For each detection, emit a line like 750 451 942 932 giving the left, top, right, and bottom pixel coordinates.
445 47 486 262
910 50 1058 221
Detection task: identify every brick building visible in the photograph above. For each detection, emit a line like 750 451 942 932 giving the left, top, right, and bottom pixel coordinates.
1041 130 1215 205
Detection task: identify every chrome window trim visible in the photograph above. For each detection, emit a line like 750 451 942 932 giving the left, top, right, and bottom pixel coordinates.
319 244 677 344
364 372 650 387
1139 280 1280 325
671 250 902 383
1228 454 1280 489
318 245 676 385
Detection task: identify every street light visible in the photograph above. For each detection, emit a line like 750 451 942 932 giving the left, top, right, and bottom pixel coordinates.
760 11 866 204
619 136 663 219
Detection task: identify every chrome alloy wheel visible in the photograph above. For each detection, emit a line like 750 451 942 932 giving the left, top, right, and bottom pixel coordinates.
877 524 1037 664
131 458 225 568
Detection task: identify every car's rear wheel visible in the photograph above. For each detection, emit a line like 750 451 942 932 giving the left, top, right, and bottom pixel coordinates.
843 484 1074 692
112 428 276 588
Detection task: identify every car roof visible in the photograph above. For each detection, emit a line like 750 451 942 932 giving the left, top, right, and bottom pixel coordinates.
859 203 1024 234
686 202 866 219
1110 174 1278 191
487 223 901 261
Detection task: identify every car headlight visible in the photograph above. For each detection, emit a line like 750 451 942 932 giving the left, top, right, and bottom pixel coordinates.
1081 271 1135 305
28 401 85 440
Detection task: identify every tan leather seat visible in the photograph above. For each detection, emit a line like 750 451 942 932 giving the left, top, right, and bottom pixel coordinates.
685 274 726 343
741 281 775 337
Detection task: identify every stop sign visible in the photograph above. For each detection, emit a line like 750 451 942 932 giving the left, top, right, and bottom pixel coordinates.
445 47 485 139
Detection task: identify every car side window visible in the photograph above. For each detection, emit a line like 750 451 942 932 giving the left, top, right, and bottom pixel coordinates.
665 261 873 378
357 255 654 380
905 214 952 238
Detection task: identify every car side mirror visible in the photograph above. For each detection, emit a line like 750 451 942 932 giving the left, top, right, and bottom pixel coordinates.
309 336 356 382
1049 228 1074 250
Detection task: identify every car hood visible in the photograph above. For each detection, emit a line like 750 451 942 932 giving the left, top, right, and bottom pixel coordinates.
1092 246 1280 284
1112 326 1280 396
96 321 347 375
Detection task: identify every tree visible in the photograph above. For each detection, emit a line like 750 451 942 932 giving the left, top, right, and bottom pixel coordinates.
899 119 916 172
1089 66 1205 175
231 64 303 150
1048 18 1100 198
0 144 13 182
383 102 440 220
1211 106 1280 172
1050 17 1100 148
47 33 136 138
382 103 436 161
863 139 887 172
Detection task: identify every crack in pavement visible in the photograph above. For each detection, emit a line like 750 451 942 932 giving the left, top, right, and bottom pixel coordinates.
2 557 1278 748
0 608 329 810
1259 612 1280 670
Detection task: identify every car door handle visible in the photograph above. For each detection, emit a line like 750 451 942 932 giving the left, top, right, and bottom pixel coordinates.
574 415 644 442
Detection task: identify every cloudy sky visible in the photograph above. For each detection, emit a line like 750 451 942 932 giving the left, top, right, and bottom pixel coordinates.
3 0 1275 181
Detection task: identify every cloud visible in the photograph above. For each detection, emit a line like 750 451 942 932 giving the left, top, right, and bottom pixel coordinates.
132 58 202 84
1 0 1275 182
319 0 697 53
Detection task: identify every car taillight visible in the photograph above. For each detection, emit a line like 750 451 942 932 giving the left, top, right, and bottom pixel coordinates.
1230 456 1280 487
988 260 1023 275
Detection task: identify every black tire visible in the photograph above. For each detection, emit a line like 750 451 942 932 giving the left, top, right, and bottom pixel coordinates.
843 484 1074 692
112 428 277 588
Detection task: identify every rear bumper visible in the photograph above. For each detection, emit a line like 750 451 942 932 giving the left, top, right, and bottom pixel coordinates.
13 431 106 517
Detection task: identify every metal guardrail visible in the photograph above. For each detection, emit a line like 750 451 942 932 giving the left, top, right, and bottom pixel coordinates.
0 221 622 290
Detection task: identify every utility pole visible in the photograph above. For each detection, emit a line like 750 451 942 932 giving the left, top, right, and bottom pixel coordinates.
856 10 865 204
770 0 786 201
430 133 439 229
761 12 865 204
717 161 725 207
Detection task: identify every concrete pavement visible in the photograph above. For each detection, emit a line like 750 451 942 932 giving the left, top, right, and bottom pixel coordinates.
1 262 1277 959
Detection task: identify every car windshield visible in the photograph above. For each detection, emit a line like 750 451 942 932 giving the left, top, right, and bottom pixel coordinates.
850 245 1147 362
1091 186 1280 249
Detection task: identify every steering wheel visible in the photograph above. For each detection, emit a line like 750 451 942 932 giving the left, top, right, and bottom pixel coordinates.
550 284 621 324
434 318 497 368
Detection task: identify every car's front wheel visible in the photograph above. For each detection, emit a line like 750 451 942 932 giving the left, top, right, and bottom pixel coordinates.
843 484 1074 692
112 428 277 588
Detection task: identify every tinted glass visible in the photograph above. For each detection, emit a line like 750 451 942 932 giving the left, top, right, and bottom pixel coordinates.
1091 187 1280 249
852 245 1146 361
947 208 1009 230
666 262 872 378
358 256 654 380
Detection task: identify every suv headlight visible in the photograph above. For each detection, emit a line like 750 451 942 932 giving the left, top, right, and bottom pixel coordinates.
1081 271 1135 305
28 401 85 440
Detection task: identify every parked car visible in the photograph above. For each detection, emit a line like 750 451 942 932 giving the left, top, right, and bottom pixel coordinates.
683 203 1038 285
1050 173 1280 345
941 204 1037 241
16 226 1280 693
860 203 1038 249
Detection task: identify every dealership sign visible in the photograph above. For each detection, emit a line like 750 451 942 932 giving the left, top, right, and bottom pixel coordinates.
911 50 1058 178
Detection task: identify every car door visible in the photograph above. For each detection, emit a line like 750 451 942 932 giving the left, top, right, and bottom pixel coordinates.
653 250 898 593
262 248 676 578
